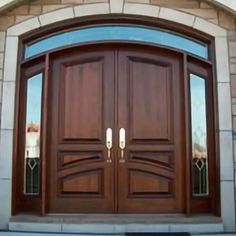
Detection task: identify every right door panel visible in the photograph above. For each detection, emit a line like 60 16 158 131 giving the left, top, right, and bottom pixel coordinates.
117 47 185 213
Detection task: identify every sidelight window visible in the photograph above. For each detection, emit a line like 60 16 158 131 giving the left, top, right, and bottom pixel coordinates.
24 73 43 195
189 74 209 196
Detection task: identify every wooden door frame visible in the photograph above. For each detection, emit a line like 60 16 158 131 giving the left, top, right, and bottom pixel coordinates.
12 15 220 216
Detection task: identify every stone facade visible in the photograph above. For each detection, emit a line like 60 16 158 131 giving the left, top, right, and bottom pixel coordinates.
0 0 236 233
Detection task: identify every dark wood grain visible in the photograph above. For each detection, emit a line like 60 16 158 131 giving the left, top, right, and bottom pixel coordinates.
117 46 185 213
47 46 115 212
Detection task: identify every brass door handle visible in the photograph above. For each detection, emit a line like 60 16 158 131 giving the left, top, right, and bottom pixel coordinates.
106 128 112 163
119 128 126 163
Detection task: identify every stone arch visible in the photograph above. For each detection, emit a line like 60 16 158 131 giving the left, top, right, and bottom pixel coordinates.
0 1 235 232
0 0 236 15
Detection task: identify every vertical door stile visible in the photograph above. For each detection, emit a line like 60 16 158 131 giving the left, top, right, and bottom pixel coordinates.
114 48 119 212
40 53 50 216
183 53 191 215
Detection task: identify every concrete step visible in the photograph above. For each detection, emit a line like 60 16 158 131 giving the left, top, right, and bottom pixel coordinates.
8 215 225 235
8 222 224 235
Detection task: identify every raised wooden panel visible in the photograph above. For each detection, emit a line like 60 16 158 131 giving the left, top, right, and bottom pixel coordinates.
61 59 103 141
129 58 172 142
129 170 173 196
129 151 173 168
61 170 103 195
59 152 102 168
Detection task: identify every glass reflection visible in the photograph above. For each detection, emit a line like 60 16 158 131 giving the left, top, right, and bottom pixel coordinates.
24 73 43 195
25 26 208 59
190 74 209 196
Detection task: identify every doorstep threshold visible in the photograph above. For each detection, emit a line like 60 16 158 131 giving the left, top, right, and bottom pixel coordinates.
9 214 223 234
11 214 222 224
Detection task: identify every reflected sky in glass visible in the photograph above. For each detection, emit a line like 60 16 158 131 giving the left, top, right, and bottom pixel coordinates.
190 74 207 153
25 26 208 59
25 73 42 195
26 74 43 124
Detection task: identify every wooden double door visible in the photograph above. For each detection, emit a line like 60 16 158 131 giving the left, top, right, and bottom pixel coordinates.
48 44 185 213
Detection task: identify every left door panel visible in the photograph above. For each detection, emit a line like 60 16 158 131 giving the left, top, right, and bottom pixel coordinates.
48 47 115 213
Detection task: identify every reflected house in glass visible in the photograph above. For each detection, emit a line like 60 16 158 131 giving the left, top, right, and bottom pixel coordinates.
25 123 40 159
25 123 40 194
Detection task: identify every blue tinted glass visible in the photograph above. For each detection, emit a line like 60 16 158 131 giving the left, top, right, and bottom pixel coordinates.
26 74 43 124
25 26 208 59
